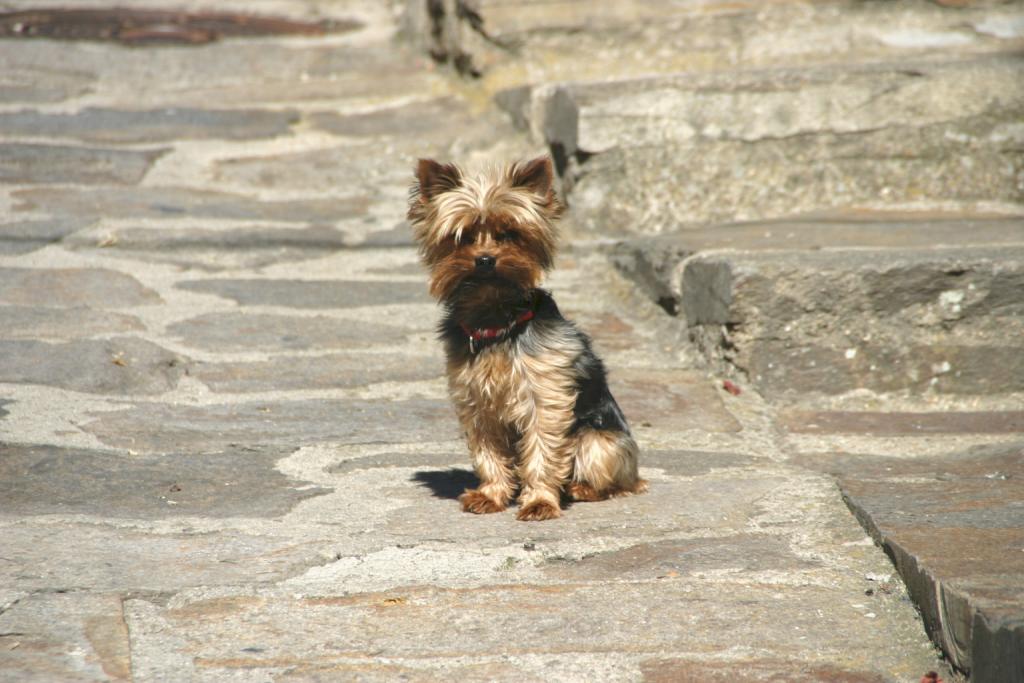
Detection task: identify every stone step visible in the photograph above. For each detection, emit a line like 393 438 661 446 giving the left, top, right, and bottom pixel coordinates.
612 217 1024 397
797 441 1024 683
497 54 1024 229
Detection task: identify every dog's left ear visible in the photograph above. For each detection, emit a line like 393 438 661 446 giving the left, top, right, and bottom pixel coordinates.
510 156 554 196
416 159 462 201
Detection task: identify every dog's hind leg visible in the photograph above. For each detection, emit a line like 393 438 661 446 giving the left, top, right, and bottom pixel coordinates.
569 428 647 501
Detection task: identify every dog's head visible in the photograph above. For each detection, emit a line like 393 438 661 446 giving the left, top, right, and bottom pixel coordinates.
407 156 563 303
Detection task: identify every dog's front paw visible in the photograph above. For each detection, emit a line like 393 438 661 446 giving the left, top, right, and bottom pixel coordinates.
459 489 506 514
515 500 561 521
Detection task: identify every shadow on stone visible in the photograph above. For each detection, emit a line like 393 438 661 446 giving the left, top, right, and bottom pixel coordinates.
411 468 477 500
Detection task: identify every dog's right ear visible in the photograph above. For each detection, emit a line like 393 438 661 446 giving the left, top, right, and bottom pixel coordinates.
416 159 462 201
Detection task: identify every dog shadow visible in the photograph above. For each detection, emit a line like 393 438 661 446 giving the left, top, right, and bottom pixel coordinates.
411 468 478 500
411 468 578 509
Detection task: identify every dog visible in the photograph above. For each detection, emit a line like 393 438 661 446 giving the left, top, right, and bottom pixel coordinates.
408 156 646 521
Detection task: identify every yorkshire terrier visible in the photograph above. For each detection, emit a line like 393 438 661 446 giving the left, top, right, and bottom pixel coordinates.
408 156 646 521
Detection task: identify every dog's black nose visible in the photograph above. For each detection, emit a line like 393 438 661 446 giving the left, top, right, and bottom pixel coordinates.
475 254 496 272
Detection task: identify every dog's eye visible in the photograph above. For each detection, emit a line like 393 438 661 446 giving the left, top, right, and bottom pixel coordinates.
457 232 475 246
495 231 518 243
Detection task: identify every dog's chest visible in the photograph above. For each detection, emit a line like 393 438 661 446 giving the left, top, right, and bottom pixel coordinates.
453 345 519 418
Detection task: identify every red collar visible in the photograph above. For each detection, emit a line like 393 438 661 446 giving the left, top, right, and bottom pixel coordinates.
460 310 535 352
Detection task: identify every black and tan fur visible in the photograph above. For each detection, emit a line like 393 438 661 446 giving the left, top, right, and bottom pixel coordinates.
409 156 646 521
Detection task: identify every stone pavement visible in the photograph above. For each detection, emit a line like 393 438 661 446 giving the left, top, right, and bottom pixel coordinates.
1 1 1022 681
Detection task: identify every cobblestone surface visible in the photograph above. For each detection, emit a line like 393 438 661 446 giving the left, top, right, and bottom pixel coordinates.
2 1 1021 681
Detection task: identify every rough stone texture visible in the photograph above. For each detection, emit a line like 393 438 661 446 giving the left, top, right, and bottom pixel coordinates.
800 442 1024 681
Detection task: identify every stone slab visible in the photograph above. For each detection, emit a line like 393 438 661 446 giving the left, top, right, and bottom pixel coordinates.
0 592 130 683
168 311 424 352
0 305 144 340
211 142 430 196
0 337 187 395
168 311 425 352
123 579 935 681
192 352 442 392
0 219 91 255
780 410 1024 435
66 224 357 271
0 107 298 143
82 397 458 453
0 267 161 308
0 142 166 185
0 523 334 594
541 533 818 582
0 443 327 519
176 278 431 309
801 442 1024 681
0 55 96 104
12 187 368 223
309 97 474 138
611 368 742 433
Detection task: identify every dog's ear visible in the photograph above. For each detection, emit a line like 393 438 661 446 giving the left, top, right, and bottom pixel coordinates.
510 156 554 196
416 159 462 200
